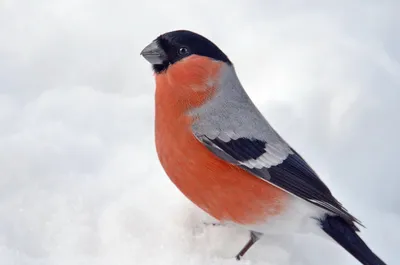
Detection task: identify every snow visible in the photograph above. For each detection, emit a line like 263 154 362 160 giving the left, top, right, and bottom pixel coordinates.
0 1 399 264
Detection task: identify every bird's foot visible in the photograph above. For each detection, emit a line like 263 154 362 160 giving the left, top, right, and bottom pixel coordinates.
193 221 226 236
202 221 226 227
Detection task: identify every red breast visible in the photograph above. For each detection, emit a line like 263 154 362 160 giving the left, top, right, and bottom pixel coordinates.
154 55 289 225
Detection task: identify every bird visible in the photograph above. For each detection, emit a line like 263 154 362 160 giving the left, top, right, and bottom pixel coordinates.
140 29 387 265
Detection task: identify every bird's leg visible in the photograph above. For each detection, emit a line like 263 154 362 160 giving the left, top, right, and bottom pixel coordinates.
235 231 263 260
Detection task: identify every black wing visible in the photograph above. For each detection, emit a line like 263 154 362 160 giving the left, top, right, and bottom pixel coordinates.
198 135 362 230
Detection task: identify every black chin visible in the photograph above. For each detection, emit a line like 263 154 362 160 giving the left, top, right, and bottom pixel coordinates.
152 62 170 74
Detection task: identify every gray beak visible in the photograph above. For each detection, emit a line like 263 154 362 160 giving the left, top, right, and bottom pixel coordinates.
140 40 167 65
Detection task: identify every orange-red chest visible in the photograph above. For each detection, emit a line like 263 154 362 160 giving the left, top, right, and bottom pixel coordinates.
153 58 288 225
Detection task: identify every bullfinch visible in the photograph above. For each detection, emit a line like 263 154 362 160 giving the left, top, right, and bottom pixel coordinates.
140 29 386 265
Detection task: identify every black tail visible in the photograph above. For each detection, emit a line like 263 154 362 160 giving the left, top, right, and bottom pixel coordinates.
320 215 386 265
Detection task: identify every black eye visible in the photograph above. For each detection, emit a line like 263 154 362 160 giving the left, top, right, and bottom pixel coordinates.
178 47 189 55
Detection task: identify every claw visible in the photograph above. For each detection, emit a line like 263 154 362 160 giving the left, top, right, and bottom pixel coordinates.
202 222 226 227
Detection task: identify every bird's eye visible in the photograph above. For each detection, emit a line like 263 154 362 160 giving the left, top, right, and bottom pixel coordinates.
178 47 189 55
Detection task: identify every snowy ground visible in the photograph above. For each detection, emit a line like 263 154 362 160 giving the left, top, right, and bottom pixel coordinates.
1 1 399 264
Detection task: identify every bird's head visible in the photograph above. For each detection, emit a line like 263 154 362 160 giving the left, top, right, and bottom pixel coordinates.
140 29 232 74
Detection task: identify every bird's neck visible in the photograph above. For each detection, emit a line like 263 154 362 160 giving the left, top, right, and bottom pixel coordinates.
154 73 194 146
153 58 223 154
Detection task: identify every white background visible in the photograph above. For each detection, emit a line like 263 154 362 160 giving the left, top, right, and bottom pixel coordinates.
0 1 399 264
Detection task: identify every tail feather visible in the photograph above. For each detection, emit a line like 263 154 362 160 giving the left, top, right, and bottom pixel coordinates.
320 215 386 265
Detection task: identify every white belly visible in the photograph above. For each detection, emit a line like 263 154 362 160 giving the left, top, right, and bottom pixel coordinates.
235 195 332 240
